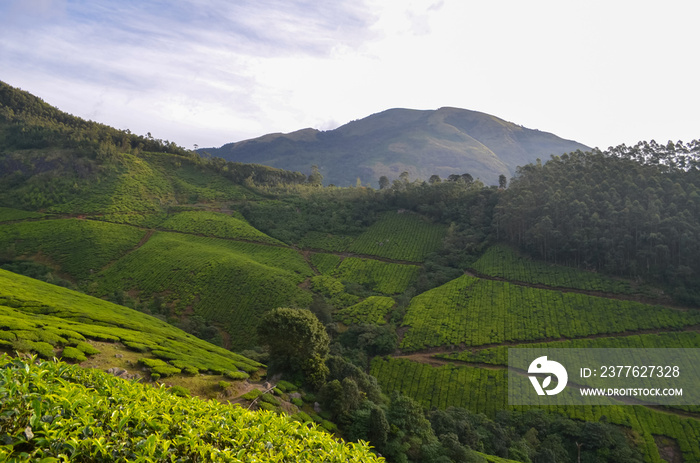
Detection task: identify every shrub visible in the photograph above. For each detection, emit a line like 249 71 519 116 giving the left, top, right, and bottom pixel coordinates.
35 330 67 345
292 411 313 423
224 370 249 381
73 341 100 355
123 341 151 352
218 381 231 390
12 339 55 358
241 389 262 401
258 401 279 412
320 420 338 432
169 386 191 397
61 346 87 362
152 349 179 360
277 380 297 392
260 393 280 406
151 365 182 377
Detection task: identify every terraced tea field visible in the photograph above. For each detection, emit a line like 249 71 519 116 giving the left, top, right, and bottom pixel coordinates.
0 219 146 280
382 243 700 462
0 269 262 376
370 356 700 462
472 244 634 294
399 275 700 351
332 257 420 295
334 296 395 325
90 232 313 349
159 210 283 245
347 211 446 262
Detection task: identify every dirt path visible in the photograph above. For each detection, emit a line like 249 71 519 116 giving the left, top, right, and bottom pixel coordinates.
394 352 505 370
299 250 321 276
393 324 700 357
97 229 155 273
393 351 700 421
300 247 423 267
464 269 689 311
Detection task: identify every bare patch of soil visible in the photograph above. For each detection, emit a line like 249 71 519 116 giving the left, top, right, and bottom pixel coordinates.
654 435 683 463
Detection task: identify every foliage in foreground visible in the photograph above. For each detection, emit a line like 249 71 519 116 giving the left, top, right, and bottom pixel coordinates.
0 355 383 462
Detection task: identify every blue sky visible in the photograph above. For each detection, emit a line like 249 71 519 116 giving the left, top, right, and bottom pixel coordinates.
1 0 698 150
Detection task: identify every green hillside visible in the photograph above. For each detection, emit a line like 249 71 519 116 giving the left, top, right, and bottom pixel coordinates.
0 219 146 280
4 81 700 462
0 269 261 376
159 210 283 245
204 107 590 187
89 232 313 349
399 274 699 351
472 244 634 294
370 357 700 462
347 211 446 262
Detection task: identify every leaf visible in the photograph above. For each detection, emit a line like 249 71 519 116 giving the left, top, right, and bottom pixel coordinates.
542 376 552 389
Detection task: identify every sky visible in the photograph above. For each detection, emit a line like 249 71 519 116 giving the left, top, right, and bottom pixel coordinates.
1 0 698 151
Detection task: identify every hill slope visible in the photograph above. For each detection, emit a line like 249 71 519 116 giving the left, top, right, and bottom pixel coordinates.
0 355 382 462
204 107 590 186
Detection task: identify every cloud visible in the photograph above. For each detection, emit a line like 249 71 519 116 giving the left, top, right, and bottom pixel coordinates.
0 0 379 146
1 0 699 150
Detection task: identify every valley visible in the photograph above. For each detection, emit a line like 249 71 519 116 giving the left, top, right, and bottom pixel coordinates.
2 80 700 462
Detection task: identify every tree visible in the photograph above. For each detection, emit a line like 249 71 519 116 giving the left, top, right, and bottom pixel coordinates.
307 165 323 187
369 406 390 449
498 174 507 189
379 176 390 189
429 174 442 185
257 308 330 388
461 173 473 184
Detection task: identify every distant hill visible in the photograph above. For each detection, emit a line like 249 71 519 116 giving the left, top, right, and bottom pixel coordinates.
203 107 590 186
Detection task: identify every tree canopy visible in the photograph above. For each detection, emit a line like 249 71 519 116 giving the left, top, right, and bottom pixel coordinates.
257 307 330 388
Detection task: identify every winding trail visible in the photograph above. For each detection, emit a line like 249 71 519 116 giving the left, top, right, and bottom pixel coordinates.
464 269 688 311
394 324 700 357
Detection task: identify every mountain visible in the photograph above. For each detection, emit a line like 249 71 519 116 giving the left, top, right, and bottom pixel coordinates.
3 81 699 462
203 107 591 186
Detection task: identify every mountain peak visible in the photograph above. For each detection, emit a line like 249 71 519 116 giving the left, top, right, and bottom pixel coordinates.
204 107 590 187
